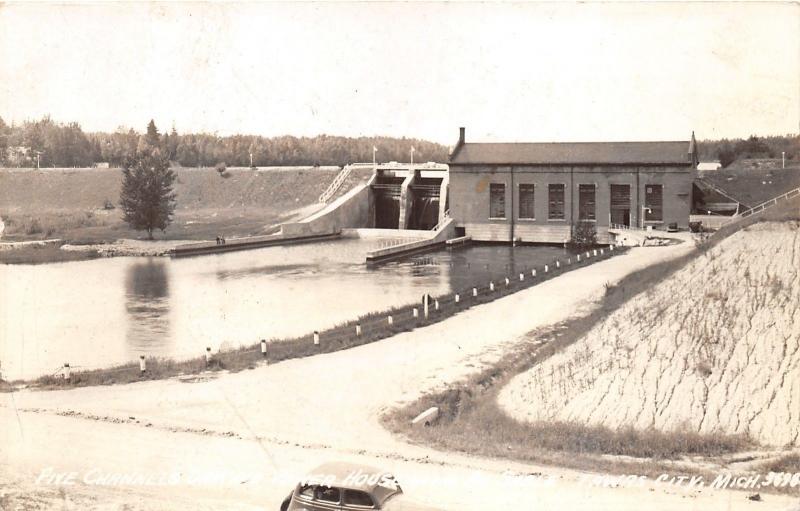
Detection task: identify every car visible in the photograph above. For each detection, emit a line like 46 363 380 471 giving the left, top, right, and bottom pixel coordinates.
280 462 440 511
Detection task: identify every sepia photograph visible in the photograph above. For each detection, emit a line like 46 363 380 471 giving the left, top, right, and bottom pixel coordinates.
1 1 799 510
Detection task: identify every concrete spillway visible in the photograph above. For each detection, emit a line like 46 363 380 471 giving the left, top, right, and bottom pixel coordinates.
173 163 453 260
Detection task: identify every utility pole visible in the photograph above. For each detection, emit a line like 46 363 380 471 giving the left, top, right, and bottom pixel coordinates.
249 152 253 168
34 150 43 170
372 145 377 168
782 151 786 169
410 146 415 168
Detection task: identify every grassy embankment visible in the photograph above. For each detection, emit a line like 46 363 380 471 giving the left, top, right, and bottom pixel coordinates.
700 158 800 208
0 166 372 263
382 197 800 482
14 246 623 390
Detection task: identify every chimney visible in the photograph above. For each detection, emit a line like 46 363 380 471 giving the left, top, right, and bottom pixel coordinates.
449 127 466 162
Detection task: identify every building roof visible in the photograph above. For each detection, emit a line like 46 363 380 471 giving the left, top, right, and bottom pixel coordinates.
450 140 695 166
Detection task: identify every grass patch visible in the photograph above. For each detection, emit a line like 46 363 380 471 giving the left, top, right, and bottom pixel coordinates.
0 242 100 265
758 453 800 474
382 316 753 464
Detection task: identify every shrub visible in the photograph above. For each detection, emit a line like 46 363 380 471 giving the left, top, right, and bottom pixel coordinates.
103 198 116 210
26 219 42 235
568 220 597 249
215 162 227 174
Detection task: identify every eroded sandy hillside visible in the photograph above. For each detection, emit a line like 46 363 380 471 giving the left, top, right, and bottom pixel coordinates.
499 221 800 447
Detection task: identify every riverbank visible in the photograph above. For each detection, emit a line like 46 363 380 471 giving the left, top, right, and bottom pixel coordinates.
0 238 204 264
0 166 372 263
13 245 623 389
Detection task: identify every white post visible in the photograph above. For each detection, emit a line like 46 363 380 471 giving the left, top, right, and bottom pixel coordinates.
610 245 615 251
472 287 478 297
423 295 429 318
356 324 362 336
504 277 510 286
519 273 524 281
388 315 394 325
782 151 786 169
593 249 598 256
532 269 537 277
544 264 549 273
586 251 591 258
205 347 212 365
139 355 146 374
489 281 495 292
434 299 439 311
261 339 267 357
63 363 70 380
413 308 419 318
556 260 560 268
600 249 604 255
577 254 581 262
455 293 460 303
313 331 320 345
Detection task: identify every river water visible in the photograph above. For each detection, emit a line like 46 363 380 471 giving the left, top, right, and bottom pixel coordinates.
0 239 565 380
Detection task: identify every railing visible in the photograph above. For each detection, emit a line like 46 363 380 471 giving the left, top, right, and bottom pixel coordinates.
609 223 646 231
318 165 353 203
735 187 800 220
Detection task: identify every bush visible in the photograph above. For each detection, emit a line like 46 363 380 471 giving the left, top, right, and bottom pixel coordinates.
103 198 116 210
215 162 227 174
568 220 597 249
26 219 42 235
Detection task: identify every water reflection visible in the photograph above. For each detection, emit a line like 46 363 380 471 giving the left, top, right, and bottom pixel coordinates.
2 239 568 380
125 259 171 352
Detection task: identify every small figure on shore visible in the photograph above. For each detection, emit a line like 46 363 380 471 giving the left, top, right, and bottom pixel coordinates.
215 236 221 245
221 236 226 245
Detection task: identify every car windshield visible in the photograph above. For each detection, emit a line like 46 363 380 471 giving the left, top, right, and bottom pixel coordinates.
298 485 315 500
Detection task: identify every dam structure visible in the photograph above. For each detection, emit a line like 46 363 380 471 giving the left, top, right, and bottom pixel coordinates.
173 162 455 261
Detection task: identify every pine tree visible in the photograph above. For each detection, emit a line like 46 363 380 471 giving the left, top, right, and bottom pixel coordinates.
145 119 160 148
119 151 176 239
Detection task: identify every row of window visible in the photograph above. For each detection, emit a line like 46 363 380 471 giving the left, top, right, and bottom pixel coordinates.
488 183 663 221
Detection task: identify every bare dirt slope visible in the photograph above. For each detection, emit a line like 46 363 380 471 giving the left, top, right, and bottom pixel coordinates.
499 221 800 447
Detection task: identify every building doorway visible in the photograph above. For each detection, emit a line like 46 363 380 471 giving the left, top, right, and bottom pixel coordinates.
610 184 631 227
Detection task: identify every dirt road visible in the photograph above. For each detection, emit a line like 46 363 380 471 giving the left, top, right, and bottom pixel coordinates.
3 239 797 510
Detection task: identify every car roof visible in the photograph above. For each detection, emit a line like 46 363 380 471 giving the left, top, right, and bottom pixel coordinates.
304 462 399 498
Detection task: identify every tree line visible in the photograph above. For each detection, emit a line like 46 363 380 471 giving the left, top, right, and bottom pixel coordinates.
0 116 450 169
698 134 800 168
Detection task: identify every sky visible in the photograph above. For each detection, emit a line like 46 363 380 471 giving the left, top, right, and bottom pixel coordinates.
1 2 798 145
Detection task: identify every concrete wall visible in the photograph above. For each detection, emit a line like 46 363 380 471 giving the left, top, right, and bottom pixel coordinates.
449 165 693 243
282 177 375 237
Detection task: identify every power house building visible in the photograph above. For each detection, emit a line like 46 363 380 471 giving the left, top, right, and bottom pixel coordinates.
448 128 697 244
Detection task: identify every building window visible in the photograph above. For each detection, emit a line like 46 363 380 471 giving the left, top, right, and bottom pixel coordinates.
519 184 535 219
578 184 596 221
489 183 506 218
548 184 565 220
645 184 663 221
